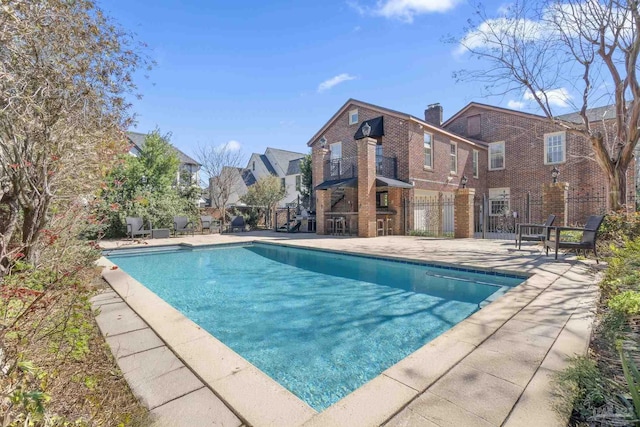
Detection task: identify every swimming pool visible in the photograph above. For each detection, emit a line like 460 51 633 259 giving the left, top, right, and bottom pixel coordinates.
107 243 524 411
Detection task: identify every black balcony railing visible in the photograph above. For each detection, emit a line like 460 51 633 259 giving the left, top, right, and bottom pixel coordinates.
324 157 358 180
323 156 397 181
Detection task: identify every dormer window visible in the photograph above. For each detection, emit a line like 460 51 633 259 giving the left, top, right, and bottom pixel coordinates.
349 109 358 125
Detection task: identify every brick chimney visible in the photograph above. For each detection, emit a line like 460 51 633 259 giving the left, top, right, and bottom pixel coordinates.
424 103 443 126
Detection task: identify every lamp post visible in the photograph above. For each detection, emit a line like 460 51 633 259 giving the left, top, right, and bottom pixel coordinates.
460 175 468 189
362 122 371 137
551 166 559 184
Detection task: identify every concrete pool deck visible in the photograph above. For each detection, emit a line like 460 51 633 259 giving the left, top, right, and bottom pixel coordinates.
95 232 599 426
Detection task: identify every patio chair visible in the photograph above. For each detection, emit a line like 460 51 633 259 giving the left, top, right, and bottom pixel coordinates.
515 214 556 249
173 216 195 236
544 215 605 263
126 217 152 240
200 215 220 234
224 215 246 233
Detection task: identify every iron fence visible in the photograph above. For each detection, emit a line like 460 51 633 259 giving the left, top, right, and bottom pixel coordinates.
404 194 455 237
566 187 607 224
474 192 543 240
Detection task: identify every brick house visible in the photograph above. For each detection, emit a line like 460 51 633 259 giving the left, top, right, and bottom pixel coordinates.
443 102 636 224
309 99 636 237
308 99 486 237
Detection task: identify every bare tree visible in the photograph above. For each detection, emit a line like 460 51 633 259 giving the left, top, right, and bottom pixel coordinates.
0 0 149 275
455 0 639 210
194 142 245 224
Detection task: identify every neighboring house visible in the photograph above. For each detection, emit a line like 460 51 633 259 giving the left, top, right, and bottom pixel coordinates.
210 147 306 209
443 102 636 222
308 99 486 237
308 99 636 237
127 131 201 186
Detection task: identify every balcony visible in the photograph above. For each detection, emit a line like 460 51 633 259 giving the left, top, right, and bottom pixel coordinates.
323 156 397 181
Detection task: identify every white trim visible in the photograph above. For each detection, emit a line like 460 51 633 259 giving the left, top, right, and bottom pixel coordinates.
349 109 359 125
544 131 566 165
488 187 511 216
423 132 433 169
450 141 458 174
488 141 505 171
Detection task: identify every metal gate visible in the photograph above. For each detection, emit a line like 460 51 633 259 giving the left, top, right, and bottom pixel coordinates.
405 194 455 237
474 192 543 240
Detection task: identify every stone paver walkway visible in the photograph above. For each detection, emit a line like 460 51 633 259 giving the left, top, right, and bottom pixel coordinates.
91 291 244 426
97 232 599 426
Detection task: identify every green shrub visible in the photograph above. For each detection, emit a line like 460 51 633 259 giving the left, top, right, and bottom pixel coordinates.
554 356 607 420
609 291 640 317
601 211 640 243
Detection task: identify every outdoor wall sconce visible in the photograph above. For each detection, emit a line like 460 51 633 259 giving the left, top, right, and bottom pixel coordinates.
141 175 147 184
461 175 468 188
551 166 560 184
362 122 371 137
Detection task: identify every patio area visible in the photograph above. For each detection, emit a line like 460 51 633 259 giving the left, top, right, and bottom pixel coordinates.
96 232 599 427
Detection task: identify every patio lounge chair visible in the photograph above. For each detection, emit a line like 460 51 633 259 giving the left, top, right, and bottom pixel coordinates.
515 214 556 249
225 216 246 233
173 216 195 236
200 215 220 234
126 217 152 240
544 214 605 263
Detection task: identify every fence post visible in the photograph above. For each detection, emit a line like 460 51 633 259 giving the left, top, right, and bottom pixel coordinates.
454 188 475 238
543 182 569 226
482 194 488 239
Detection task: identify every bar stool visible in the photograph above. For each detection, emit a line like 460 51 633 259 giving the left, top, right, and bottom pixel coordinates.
326 218 335 235
335 217 346 235
386 218 393 235
376 219 385 236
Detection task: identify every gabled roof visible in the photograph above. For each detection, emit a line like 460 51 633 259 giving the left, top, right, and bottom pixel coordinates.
264 147 305 175
240 169 256 186
556 104 619 123
443 101 622 128
306 98 486 149
442 102 548 128
258 154 277 175
286 158 303 175
127 131 200 166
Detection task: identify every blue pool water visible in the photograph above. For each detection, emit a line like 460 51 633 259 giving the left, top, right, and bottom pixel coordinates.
107 243 523 411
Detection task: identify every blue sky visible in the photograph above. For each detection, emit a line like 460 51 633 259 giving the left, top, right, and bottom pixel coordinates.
102 0 576 162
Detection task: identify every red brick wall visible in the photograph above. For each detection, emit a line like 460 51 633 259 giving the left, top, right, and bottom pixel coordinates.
310 103 488 196
444 106 624 222
406 121 488 196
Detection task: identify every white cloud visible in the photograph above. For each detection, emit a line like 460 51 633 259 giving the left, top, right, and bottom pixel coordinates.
455 17 547 56
374 0 460 22
219 140 241 151
507 100 525 109
317 73 357 93
524 87 572 108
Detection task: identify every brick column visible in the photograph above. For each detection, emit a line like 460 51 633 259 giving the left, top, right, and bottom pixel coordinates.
454 188 475 238
313 147 329 234
357 137 377 237
542 182 569 226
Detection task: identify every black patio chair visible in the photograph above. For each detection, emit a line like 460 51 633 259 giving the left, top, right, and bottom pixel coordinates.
126 217 152 240
544 215 605 263
515 214 556 249
173 216 195 236
224 216 246 233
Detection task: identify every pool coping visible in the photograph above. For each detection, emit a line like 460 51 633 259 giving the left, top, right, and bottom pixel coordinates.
98 237 598 426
